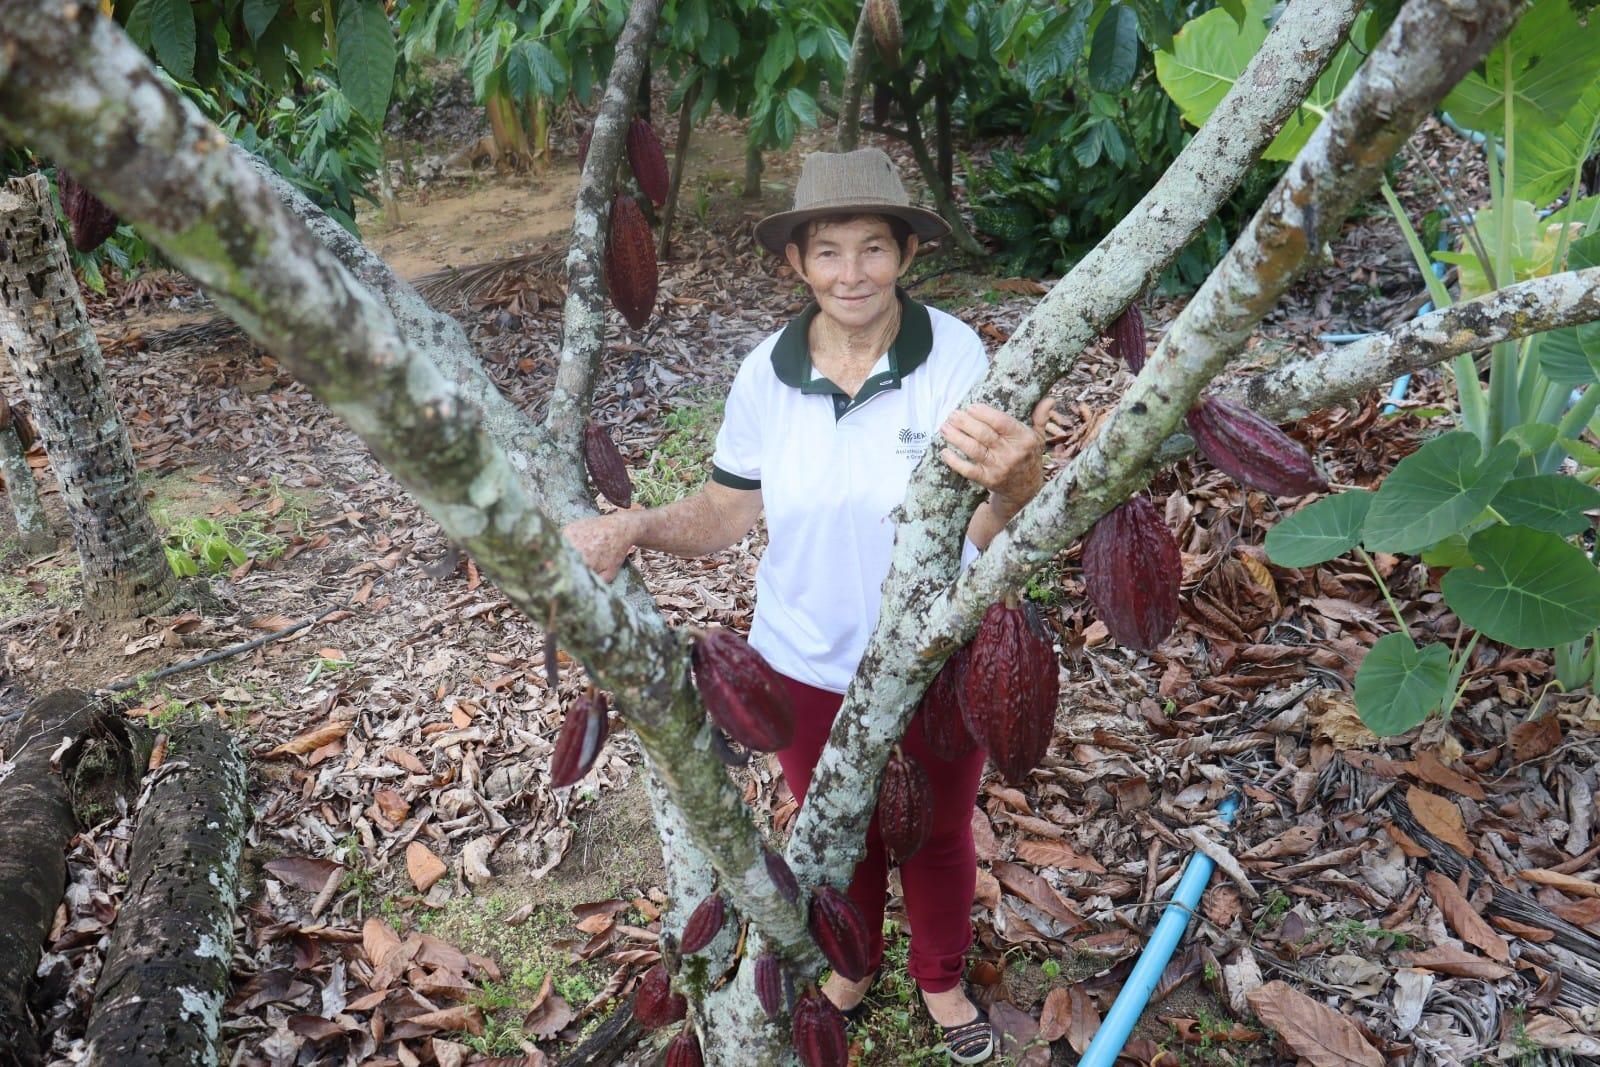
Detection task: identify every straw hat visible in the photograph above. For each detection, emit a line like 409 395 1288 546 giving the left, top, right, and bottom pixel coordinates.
754 147 950 256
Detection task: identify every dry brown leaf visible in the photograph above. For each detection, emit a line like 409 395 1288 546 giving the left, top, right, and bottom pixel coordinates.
1037 987 1071 1043
390 1004 485 1038
1015 838 1107 873
1382 820 1430 858
1490 915 1555 942
992 861 1088 931
265 722 350 758
1424 872 1509 962
1242 824 1320 860
263 856 344 895
1517 868 1600 898
1406 787 1472 856
248 612 297 632
406 841 448 892
1065 984 1100 1055
1401 944 1513 980
1246 980 1383 1067
373 787 410 823
1409 748 1486 800
1510 715 1562 761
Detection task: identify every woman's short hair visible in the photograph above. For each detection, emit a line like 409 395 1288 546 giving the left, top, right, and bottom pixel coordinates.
790 213 913 262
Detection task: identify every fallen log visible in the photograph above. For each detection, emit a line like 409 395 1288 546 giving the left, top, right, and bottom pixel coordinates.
83 718 248 1067
0 690 142 1067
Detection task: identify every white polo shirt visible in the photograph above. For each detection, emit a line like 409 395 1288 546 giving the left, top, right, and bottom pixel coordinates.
711 290 987 693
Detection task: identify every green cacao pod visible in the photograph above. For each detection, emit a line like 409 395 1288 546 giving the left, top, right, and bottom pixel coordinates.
1186 396 1327 497
1082 495 1181 651
691 629 795 751
960 601 1058 783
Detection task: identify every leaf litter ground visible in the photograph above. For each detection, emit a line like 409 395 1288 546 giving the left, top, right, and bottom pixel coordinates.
1 102 1598 1067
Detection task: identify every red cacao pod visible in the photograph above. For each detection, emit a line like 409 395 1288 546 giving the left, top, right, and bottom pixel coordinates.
764 848 800 904
1185 396 1327 497
679 893 726 955
865 0 903 68
791 987 848 1067
583 421 634 508
57 171 118 253
665 1027 703 1067
1082 495 1181 652
691 629 795 752
917 645 975 761
633 963 687 1030
626 117 671 206
549 690 609 788
603 193 658 330
877 746 932 864
754 953 785 1018
1110 304 1147 372
808 885 872 982
960 601 1058 783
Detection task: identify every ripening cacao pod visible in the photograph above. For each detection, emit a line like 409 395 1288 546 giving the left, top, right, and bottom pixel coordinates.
57 171 118 253
578 125 593 170
764 848 800 903
1110 304 1147 372
917 645 975 761
1185 396 1328 497
754 953 785 1018
961 600 1058 783
1082 495 1181 652
872 83 892 127
633 964 687 1030
679 893 727 955
603 193 658 330
665 1027 704 1067
791 987 849 1067
583 421 634 508
808 885 872 981
876 746 932 864
549 690 609 788
626 118 671 206
865 0 903 69
691 629 795 751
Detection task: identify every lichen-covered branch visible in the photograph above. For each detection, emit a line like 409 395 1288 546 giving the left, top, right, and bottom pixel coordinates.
787 0 1364 888
835 2 874 151
542 0 661 454
924 0 1523 648
0 415 53 555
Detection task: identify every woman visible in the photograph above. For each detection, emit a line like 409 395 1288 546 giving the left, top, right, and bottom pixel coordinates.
564 148 1054 1064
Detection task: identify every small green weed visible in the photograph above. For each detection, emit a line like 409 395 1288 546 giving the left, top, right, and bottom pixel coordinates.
633 393 725 508
1326 918 1422 952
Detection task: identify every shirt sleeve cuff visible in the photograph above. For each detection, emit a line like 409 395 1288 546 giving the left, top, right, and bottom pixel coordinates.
961 537 981 568
711 465 761 491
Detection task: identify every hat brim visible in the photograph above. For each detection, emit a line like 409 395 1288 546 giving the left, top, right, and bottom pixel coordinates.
754 202 951 257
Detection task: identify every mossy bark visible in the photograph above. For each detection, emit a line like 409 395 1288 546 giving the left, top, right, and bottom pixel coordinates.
83 719 247 1067
0 417 53 555
0 175 173 618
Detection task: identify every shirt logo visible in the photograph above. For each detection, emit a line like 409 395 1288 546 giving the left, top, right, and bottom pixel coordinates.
895 427 929 460
897 428 927 444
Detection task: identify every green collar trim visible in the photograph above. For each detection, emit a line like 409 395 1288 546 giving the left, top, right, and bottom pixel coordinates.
770 288 933 413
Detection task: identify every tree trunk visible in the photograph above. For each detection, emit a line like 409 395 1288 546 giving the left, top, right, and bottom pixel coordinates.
0 174 174 618
0 689 143 1066
887 84 986 260
934 85 954 197
83 718 247 1067
657 81 699 261
834 2 873 152
0 403 53 555
743 137 763 200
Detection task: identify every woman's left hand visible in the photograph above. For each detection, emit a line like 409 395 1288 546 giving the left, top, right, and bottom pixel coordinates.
940 398 1060 513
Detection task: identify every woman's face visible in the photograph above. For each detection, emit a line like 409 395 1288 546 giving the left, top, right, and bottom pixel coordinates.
784 217 917 333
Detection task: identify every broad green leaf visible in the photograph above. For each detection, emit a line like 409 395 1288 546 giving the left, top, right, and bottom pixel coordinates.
337 0 396 124
1517 78 1600 207
1264 490 1373 568
1492 475 1600 535
1364 432 1519 554
148 0 197 81
1023 4 1091 98
1088 5 1140 93
1536 232 1600 385
1503 422 1560 456
1354 632 1450 736
1434 200 1541 299
786 88 819 129
1442 525 1600 646
1421 533 1475 569
1443 0 1600 135
243 0 280 41
1561 436 1600 468
756 24 795 87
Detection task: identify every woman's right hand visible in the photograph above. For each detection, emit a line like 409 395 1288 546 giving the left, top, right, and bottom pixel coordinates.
562 510 641 583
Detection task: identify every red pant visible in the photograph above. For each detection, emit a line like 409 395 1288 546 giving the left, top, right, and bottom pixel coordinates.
777 676 986 993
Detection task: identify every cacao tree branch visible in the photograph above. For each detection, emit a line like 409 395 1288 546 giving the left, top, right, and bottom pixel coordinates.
835 2 874 152
786 0 1364 889
0 2 821 999
887 80 986 258
0 411 53 556
925 0 1525 651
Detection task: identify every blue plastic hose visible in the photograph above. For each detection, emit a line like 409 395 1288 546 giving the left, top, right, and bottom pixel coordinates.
1076 793 1242 1067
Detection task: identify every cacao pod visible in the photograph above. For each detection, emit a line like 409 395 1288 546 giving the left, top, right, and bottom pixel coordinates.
960 601 1058 783
633 964 687 1030
549 690 609 788
691 629 795 751
1110 304 1147 372
578 125 593 170
57 171 118 253
876 746 932 864
679 893 726 955
764 848 800 904
603 193 658 330
754 953 785 1018
1185 396 1327 497
808 885 872 981
917 645 975 761
582 421 634 508
665 1028 703 1067
1082 495 1181 651
626 118 671 206
791 987 849 1067
865 0 903 69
